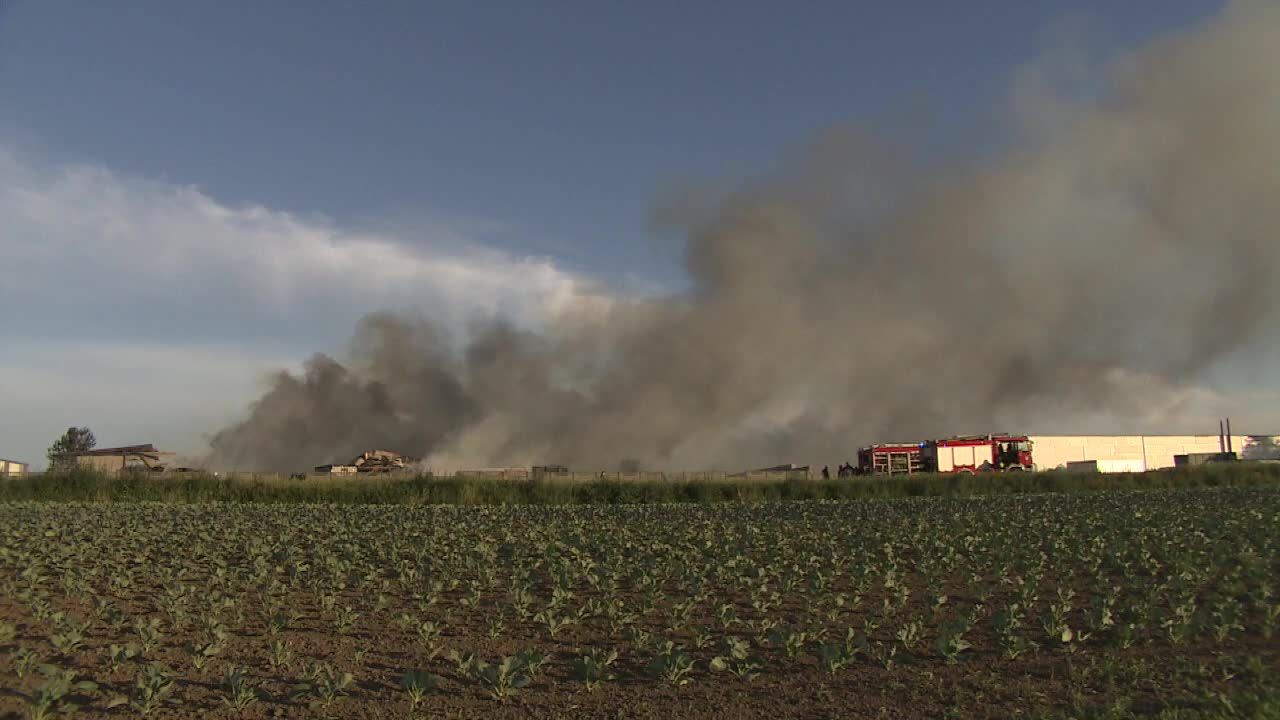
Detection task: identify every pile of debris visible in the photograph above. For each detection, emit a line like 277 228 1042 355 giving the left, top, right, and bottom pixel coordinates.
315 449 415 474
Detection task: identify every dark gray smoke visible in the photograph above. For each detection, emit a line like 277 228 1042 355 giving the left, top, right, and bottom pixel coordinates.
209 2 1280 472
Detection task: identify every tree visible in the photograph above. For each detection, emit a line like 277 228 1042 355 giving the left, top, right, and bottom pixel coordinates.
47 427 96 470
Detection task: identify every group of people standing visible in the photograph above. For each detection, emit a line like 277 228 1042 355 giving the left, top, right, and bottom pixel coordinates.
820 462 857 479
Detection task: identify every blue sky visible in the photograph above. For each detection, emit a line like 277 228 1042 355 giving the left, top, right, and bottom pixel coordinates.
1 2 1220 273
0 1 1233 465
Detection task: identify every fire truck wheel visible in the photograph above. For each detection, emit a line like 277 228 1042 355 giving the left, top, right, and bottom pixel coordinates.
1005 465 1024 472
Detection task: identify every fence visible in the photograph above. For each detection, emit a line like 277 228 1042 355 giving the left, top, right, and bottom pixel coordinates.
9 469 816 483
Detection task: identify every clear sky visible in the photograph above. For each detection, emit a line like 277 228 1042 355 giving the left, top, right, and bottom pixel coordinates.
0 1 1229 466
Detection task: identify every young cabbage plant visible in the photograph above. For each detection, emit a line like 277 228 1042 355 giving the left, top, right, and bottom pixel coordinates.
12 647 41 678
485 612 507 640
515 648 549 679
49 625 85 656
104 642 139 673
670 598 697 625
816 641 854 674
111 662 177 716
268 639 294 670
334 605 360 635
605 605 638 635
29 595 54 624
935 618 973 664
692 626 715 649
288 662 354 709
573 648 618 691
895 619 922 652
399 669 440 712
471 656 532 701
131 617 164 655
1207 598 1244 643
1086 595 1116 635
715 604 739 629
646 640 695 686
770 628 809 660
268 609 302 635
1111 619 1139 650
446 649 479 677
185 637 225 671
415 619 443 645
1261 602 1280 640
27 664 98 720
220 667 260 713
1162 598 1198 645
993 604 1036 660
509 587 536 619
533 609 576 637
929 592 949 616
709 636 761 682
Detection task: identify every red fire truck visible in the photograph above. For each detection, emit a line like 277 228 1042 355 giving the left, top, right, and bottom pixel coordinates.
855 435 1034 475
923 435 1034 473
855 443 926 476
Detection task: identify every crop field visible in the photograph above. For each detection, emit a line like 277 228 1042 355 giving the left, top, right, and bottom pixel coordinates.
1 487 1278 718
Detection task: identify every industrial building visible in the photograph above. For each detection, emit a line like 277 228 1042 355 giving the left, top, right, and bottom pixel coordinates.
0 459 28 477
1028 434 1279 472
73 444 174 473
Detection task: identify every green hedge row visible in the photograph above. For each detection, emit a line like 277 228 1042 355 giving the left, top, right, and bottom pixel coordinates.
2 463 1278 504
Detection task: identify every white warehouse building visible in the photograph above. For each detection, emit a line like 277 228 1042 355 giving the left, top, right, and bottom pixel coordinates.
1028 434 1280 473
1 459 29 476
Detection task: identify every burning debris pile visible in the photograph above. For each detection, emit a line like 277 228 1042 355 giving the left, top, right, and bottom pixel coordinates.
314 449 415 474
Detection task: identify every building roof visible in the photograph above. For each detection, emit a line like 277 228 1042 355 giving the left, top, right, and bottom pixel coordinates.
73 444 173 457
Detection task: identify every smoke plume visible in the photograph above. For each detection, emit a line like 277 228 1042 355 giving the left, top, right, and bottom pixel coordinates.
209 2 1280 472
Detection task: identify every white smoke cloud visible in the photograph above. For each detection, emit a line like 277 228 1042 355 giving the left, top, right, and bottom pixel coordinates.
0 147 598 327
0 146 602 467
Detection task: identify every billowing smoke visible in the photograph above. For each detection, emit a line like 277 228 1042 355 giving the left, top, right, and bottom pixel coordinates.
209 2 1280 472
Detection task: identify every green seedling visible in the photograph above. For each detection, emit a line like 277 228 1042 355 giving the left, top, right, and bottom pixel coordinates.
399 669 439 711
289 663 354 709
220 667 260 712
573 648 618 691
647 641 694 686
28 665 98 720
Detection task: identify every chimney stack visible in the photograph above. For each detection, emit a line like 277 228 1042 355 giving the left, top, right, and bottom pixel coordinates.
1226 418 1233 453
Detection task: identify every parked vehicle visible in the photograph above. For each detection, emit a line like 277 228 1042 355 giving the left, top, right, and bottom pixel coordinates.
924 435 1034 473
856 434 1035 475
